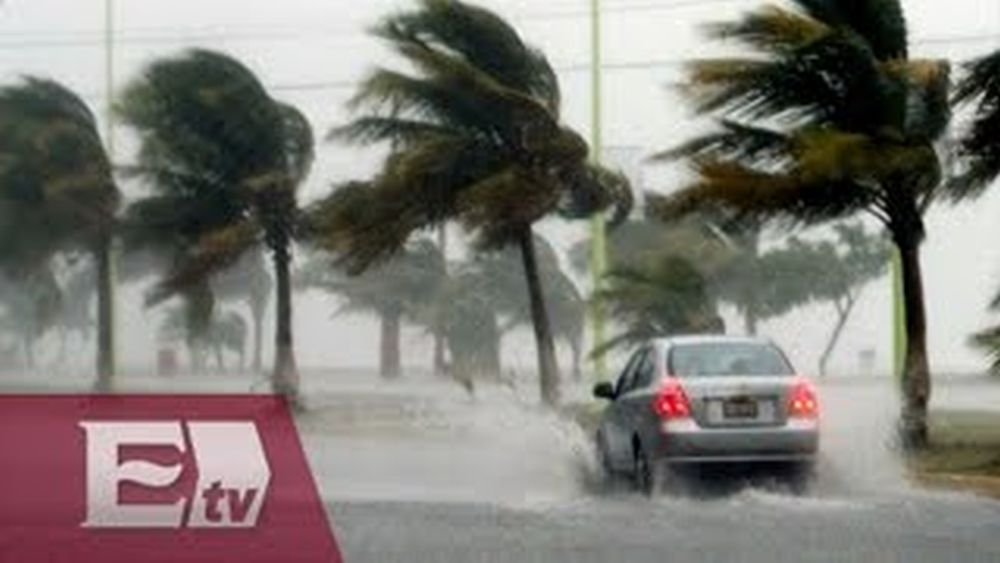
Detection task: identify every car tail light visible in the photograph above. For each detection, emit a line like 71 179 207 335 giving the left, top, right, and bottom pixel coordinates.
652 378 692 419
788 378 819 419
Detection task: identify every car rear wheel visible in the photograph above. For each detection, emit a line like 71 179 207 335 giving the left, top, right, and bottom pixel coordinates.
633 443 656 497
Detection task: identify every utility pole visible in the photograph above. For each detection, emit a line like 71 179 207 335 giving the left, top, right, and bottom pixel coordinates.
589 0 608 380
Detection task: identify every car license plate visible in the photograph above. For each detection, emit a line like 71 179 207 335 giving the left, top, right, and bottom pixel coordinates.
723 398 758 419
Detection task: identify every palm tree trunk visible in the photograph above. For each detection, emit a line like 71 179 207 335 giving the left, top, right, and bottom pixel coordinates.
188 340 205 374
744 307 758 336
897 235 931 450
819 297 856 377
380 307 402 379
433 331 446 375
433 223 448 376
271 244 300 400
570 335 583 381
489 332 502 379
214 344 225 372
516 227 560 406
22 335 35 372
250 298 265 373
58 326 68 368
93 232 115 392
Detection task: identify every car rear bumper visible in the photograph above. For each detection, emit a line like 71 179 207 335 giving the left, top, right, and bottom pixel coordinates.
649 418 819 463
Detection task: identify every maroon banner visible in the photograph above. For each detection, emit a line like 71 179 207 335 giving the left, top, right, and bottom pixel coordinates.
0 395 342 563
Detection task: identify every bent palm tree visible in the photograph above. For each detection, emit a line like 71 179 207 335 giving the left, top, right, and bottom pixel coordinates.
118 49 314 400
0 78 120 388
784 224 890 376
465 236 586 380
299 239 446 379
595 255 722 358
0 266 62 370
212 250 272 373
313 0 630 406
651 0 951 448
955 51 1000 375
952 51 1000 196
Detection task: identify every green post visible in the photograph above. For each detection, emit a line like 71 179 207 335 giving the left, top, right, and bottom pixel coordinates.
589 0 608 380
891 246 905 386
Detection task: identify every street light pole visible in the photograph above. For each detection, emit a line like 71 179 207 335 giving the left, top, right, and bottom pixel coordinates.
589 0 608 380
891 248 904 384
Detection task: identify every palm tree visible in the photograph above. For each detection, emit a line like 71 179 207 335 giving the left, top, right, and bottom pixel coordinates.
651 0 951 448
594 255 722 357
312 0 630 406
156 283 216 373
769 224 890 376
158 304 247 373
55 258 97 364
541 268 586 381
464 235 586 380
0 78 120 388
0 266 62 370
572 215 811 338
212 250 272 373
955 52 1000 377
117 49 315 400
299 239 446 379
952 51 1000 196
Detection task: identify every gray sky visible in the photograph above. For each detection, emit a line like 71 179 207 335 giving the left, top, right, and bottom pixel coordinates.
3 0 1000 376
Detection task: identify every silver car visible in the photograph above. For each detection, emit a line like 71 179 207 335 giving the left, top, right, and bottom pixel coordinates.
593 335 819 494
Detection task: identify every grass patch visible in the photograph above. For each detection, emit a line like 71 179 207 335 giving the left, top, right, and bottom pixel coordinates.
929 410 1000 447
913 410 1000 480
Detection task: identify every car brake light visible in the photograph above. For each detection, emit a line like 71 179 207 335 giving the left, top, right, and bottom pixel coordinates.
788 378 819 418
652 378 692 419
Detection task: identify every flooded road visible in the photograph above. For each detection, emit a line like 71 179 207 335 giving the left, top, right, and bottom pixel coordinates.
328 490 1000 563
294 374 1000 562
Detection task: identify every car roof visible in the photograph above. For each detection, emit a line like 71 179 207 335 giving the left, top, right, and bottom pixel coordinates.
651 334 776 349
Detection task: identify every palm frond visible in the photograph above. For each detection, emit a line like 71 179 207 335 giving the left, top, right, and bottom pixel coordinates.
456 167 558 249
373 0 560 111
329 116 456 146
648 157 870 226
950 51 1000 200
970 324 1000 376
304 181 412 274
707 5 830 53
279 103 315 186
653 120 792 166
147 220 260 306
593 254 720 356
886 59 951 142
348 43 554 151
793 0 908 60
558 163 633 227
685 32 888 133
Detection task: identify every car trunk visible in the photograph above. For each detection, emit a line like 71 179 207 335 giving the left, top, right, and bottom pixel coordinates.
680 375 792 428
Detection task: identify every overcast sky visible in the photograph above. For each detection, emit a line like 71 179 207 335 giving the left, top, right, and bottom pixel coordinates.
3 0 1000 376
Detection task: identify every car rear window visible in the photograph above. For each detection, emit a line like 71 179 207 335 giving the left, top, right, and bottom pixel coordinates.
668 342 793 377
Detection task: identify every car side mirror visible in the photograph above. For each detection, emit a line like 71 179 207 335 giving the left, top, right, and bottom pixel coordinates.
593 382 616 401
